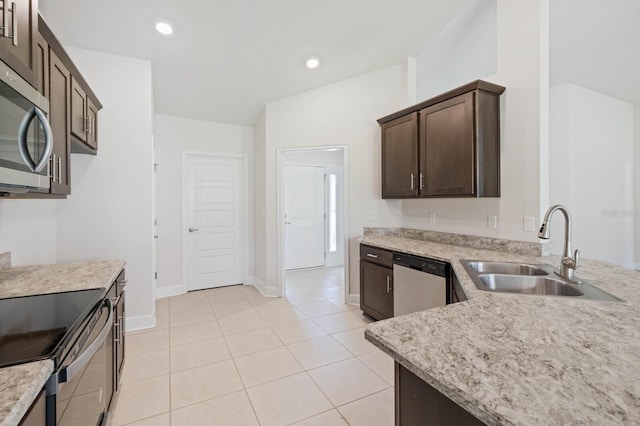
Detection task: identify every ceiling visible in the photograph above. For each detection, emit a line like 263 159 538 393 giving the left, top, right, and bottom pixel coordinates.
39 0 476 126
39 1 640 127
550 0 640 105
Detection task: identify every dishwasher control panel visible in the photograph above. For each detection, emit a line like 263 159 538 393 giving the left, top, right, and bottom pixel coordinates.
393 253 447 277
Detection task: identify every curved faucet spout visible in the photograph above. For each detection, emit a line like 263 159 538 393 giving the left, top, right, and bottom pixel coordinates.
538 205 580 281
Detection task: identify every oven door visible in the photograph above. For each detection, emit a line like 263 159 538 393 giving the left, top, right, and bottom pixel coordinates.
49 298 113 426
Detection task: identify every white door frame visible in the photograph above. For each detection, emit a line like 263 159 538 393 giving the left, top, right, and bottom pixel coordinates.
181 151 250 294
276 145 350 303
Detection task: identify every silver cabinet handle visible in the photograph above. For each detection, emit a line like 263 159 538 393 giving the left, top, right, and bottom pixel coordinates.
117 279 128 288
419 173 424 190
51 154 57 183
1 2 17 45
386 276 391 293
57 156 62 183
1 0 8 39
10 1 15 46
410 173 415 190
188 227 199 232
366 253 378 259
84 116 89 133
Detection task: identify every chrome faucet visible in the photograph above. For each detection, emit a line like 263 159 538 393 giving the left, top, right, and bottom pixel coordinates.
538 205 580 281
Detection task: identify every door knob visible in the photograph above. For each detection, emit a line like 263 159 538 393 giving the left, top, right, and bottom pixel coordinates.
188 227 199 232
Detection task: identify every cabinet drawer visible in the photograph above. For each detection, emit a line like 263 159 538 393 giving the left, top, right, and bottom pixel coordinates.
360 244 393 268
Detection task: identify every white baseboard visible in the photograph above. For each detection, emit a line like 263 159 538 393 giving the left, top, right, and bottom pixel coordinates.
126 314 156 332
251 276 280 297
348 293 359 305
156 285 185 299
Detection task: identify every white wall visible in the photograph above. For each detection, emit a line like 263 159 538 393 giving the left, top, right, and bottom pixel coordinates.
256 63 410 298
56 47 155 331
284 150 343 166
154 114 253 297
404 0 549 243
416 0 497 101
253 110 267 289
0 200 57 265
548 84 634 267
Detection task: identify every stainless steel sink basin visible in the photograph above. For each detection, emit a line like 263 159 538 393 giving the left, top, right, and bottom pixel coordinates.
461 259 623 302
477 274 583 296
467 261 548 276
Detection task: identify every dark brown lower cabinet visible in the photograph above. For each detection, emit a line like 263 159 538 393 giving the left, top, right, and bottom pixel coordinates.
18 387 45 426
396 363 484 426
360 260 393 320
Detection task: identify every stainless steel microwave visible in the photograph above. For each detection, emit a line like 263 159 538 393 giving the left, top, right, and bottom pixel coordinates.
0 58 53 193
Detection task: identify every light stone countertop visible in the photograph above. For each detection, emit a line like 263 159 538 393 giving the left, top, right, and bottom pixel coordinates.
362 233 640 425
0 260 126 426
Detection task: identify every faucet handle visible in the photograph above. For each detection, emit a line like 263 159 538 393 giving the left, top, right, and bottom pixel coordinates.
574 249 580 268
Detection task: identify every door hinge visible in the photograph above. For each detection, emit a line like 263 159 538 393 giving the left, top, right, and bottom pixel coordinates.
154 272 158 279
153 162 159 171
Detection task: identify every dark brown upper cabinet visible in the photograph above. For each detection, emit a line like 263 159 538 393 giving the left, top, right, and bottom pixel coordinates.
381 112 419 198
48 48 71 195
0 0 37 86
39 15 100 156
378 80 505 199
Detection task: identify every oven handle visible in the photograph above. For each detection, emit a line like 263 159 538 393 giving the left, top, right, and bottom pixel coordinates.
59 298 113 384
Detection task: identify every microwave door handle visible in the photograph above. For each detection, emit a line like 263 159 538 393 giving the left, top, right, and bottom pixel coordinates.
59 298 113 384
17 107 53 173
33 107 53 172
17 107 37 171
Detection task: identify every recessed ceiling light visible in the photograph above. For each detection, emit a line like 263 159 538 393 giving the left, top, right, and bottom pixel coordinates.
305 57 320 69
155 22 174 36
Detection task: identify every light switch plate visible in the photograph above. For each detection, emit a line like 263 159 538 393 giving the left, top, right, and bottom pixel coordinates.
488 215 498 229
368 210 376 221
429 212 436 224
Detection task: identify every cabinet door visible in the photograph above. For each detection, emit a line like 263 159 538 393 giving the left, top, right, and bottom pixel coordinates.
18 387 45 426
0 0 37 85
70 76 87 143
87 97 98 150
420 92 475 196
49 49 71 195
34 32 47 96
360 260 393 320
381 112 419 198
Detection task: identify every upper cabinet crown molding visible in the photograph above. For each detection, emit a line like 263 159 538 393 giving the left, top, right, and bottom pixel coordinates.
379 80 506 199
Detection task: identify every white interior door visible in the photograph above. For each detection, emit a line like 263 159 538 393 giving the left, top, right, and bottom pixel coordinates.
285 165 326 270
185 155 244 291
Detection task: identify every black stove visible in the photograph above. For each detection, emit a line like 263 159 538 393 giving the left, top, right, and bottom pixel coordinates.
0 288 104 368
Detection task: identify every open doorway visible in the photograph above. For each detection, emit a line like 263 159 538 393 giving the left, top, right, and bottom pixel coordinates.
278 147 349 305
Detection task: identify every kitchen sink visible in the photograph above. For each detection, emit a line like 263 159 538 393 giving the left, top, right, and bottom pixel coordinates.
466 261 548 276
461 260 623 302
477 274 583 296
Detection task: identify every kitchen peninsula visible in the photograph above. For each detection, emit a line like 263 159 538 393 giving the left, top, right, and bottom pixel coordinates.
362 228 640 425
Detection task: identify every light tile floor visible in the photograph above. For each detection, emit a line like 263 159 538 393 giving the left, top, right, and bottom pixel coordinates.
111 267 394 426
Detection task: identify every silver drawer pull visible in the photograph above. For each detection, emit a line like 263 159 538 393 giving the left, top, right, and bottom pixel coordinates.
366 253 378 259
410 173 415 190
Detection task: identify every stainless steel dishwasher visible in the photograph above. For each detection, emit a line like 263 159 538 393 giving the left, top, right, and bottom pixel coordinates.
393 253 449 316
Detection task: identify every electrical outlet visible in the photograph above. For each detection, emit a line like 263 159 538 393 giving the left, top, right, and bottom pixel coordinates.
524 217 535 232
488 215 498 229
368 210 376 221
429 212 436 224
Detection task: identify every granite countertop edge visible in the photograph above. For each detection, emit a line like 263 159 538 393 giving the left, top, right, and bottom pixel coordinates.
361 234 640 425
0 260 126 426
